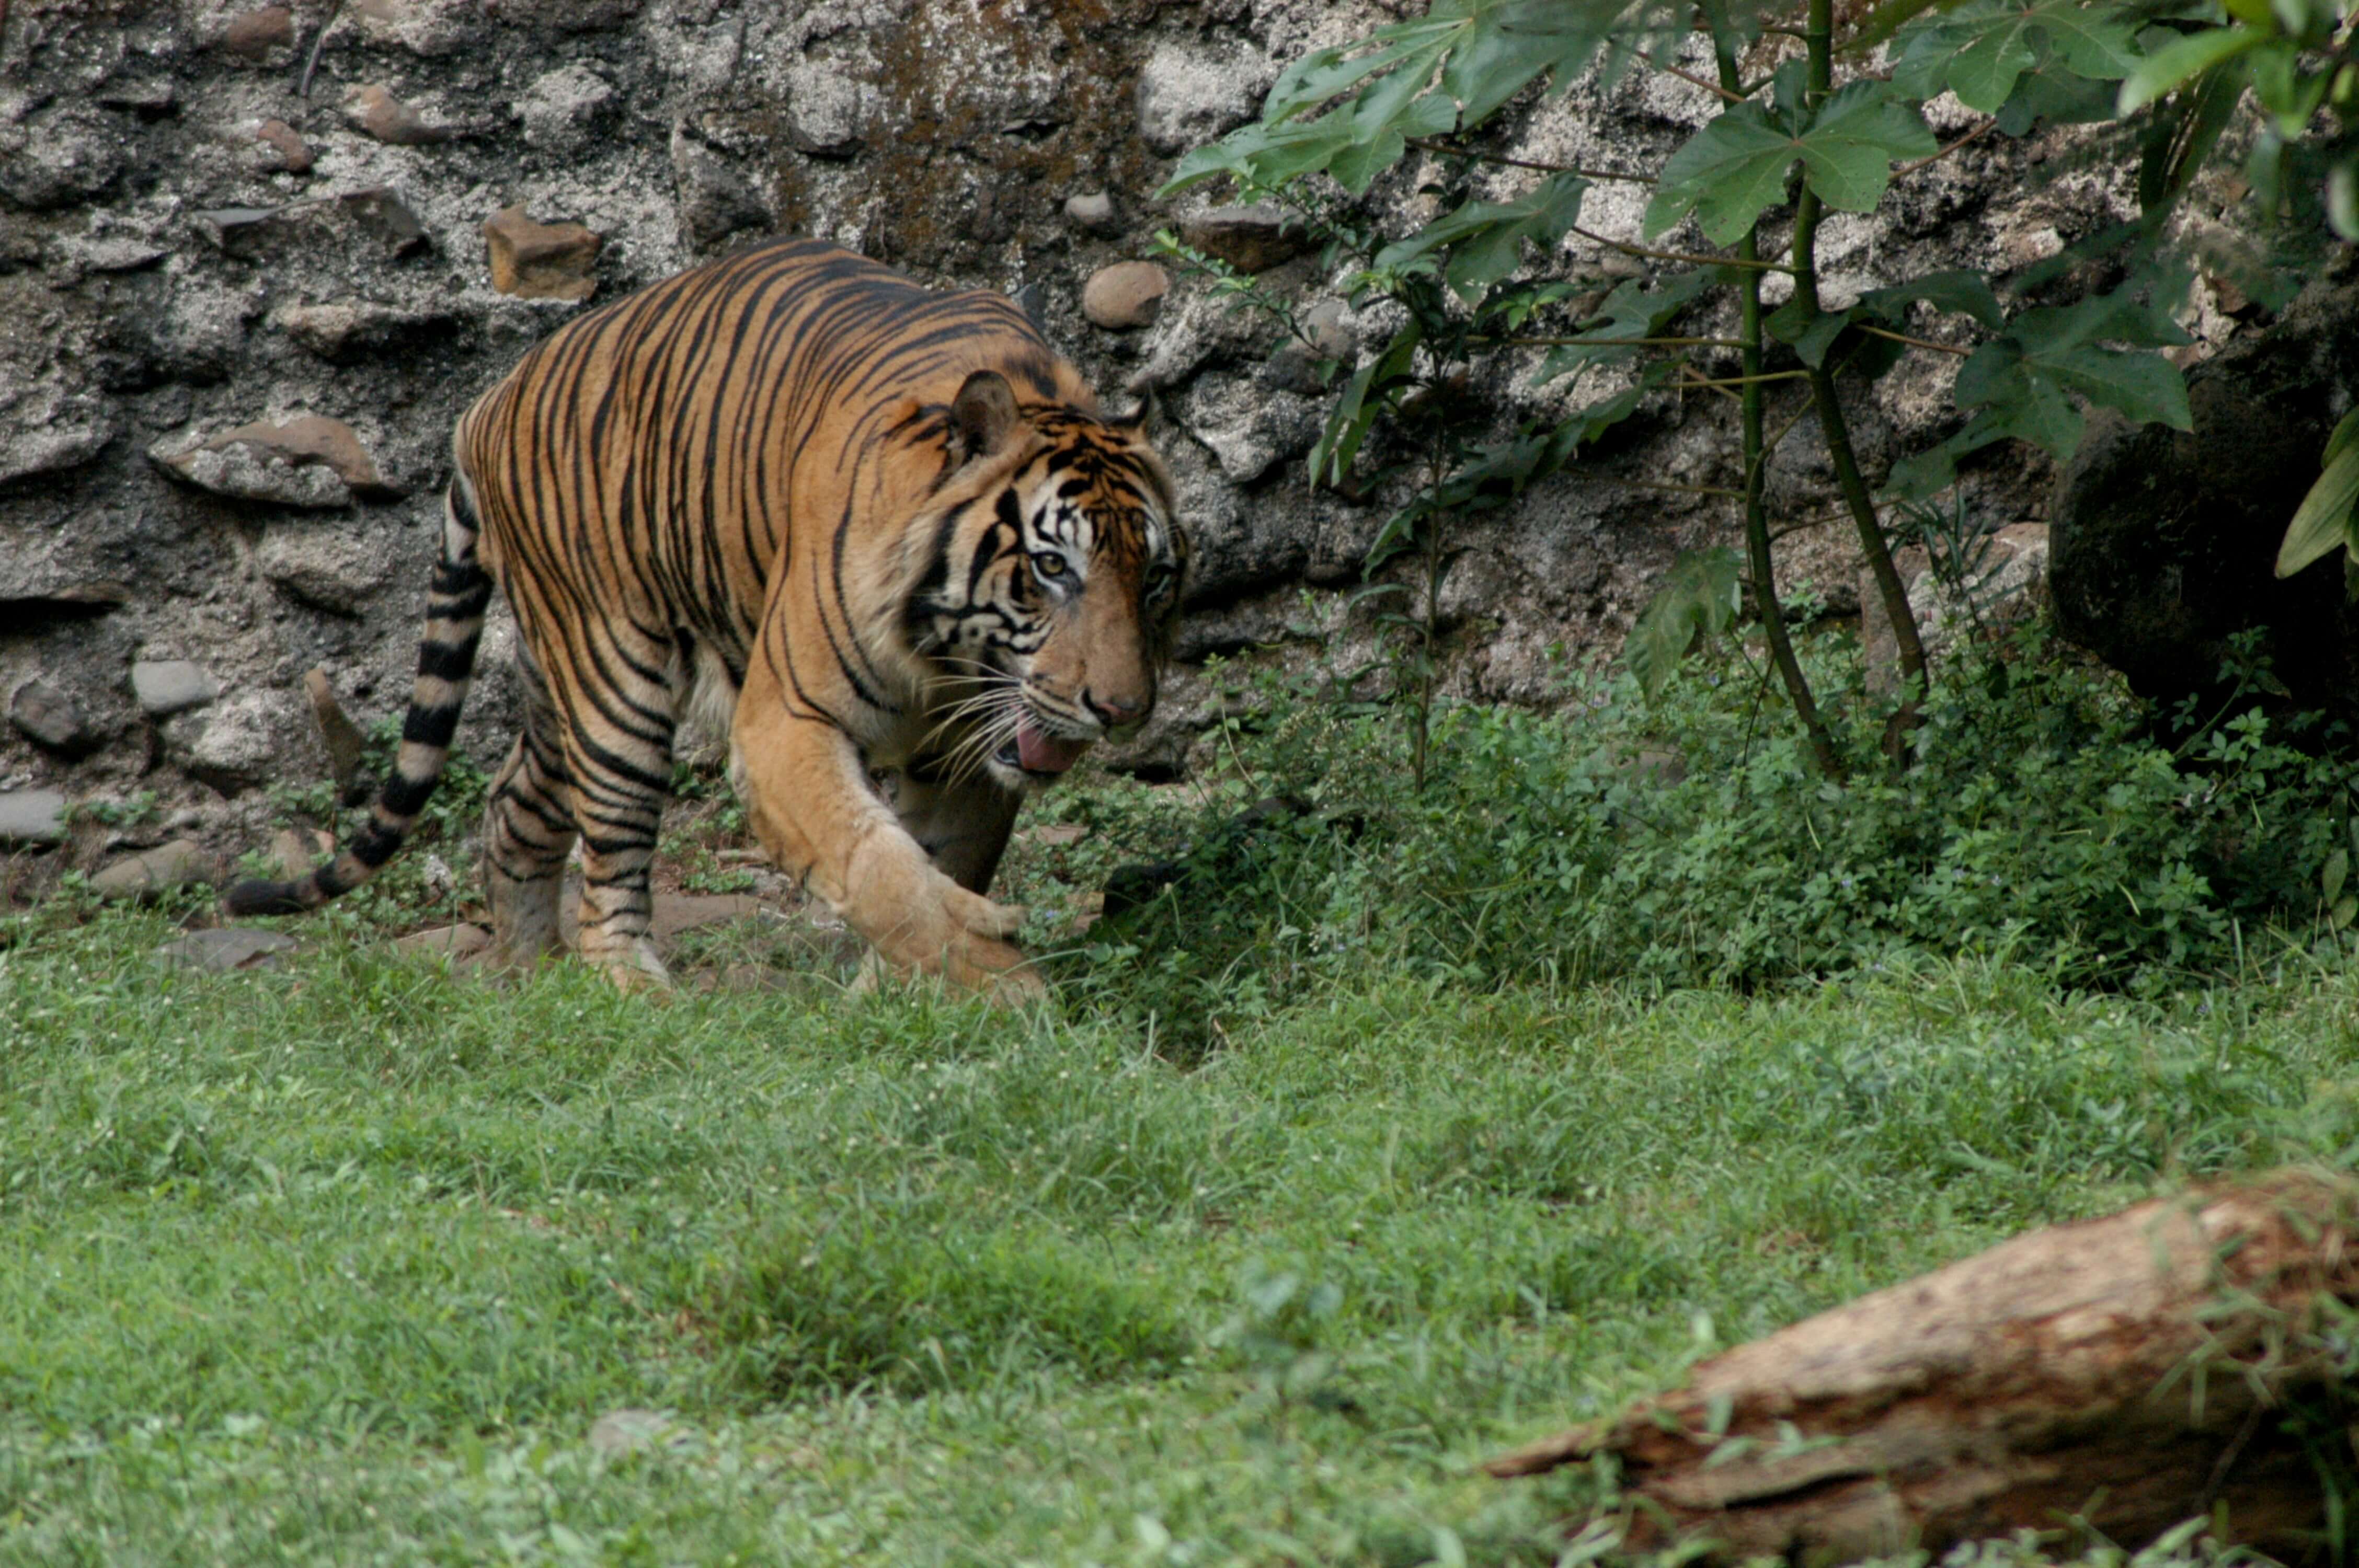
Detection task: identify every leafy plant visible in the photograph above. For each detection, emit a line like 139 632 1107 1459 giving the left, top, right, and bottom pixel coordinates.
1152 0 2323 782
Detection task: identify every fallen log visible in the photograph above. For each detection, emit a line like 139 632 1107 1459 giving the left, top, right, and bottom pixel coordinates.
1487 1170 2359 1564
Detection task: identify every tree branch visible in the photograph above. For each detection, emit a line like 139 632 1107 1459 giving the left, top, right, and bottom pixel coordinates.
1403 136 1655 184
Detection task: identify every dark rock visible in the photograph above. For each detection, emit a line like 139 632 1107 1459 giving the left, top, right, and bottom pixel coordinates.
481 206 602 302
0 583 130 627
132 660 221 718
273 299 454 363
0 788 69 847
96 75 178 119
10 678 104 758
1178 205 1310 273
670 126 768 251
0 106 131 210
2051 280 2359 730
485 0 646 31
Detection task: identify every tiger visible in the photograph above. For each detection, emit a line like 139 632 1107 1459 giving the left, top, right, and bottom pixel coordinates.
226 238 1187 1000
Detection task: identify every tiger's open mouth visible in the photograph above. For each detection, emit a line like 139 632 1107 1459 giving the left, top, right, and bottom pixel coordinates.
998 716 1091 778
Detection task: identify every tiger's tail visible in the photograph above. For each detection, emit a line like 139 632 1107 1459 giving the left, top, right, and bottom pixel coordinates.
223 475 496 918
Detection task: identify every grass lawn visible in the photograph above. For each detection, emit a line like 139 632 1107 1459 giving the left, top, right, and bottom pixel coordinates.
3 885 2356 1566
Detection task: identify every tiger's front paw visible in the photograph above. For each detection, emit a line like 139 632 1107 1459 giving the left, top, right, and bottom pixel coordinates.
844 835 1045 1003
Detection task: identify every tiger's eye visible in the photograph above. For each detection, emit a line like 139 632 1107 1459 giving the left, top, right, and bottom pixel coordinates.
1034 553 1067 578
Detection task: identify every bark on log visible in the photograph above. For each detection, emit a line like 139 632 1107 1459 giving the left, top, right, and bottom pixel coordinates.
1487 1170 2359 1564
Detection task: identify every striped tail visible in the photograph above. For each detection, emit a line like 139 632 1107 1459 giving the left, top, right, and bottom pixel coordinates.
223 477 496 918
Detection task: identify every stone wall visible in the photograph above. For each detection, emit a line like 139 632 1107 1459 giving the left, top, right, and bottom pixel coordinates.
0 0 2234 856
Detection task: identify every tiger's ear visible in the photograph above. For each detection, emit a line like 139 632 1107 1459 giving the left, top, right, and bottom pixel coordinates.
1110 382 1161 440
951 370 1022 462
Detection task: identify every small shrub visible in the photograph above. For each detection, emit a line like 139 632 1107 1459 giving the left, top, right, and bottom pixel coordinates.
1063 628 2352 1031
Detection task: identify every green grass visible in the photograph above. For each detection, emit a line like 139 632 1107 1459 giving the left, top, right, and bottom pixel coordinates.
3 894 2357 1565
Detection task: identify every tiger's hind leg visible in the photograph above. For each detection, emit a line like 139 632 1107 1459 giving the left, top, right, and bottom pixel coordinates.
479 650 577 966
551 626 684 990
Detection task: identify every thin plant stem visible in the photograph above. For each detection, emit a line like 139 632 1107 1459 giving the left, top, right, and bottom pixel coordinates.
1791 0 1927 764
1403 136 1655 183
1710 4 1842 781
1857 323 1972 356
1895 118 1998 179
1570 223 1791 272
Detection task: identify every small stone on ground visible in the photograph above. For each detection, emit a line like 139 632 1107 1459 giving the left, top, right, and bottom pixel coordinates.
156 928 298 973
91 839 217 900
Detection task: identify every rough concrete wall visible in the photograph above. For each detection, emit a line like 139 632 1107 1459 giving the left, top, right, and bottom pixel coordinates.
0 0 2208 844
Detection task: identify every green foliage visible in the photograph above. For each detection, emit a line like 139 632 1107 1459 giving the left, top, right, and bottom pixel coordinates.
1642 79 1937 245
2277 407 2359 578
1890 270 2196 497
1068 631 2353 1027
4 856 2359 1559
1625 547 1744 702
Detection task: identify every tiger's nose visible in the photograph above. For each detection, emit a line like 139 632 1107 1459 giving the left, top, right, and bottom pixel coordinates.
1084 688 1146 729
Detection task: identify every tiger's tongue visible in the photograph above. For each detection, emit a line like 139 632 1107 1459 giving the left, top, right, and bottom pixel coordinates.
1016 721 1089 775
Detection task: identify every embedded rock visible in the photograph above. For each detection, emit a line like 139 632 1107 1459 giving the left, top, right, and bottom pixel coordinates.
251 119 314 174
91 839 217 901
303 668 371 800
151 417 395 508
1082 262 1170 331
782 62 868 157
258 519 398 615
0 789 69 848
1064 191 1120 235
156 928 297 972
10 679 103 758
1177 204 1310 273
669 126 769 251
343 84 459 147
0 105 131 210
514 64 616 153
273 299 455 364
1137 40 1268 156
337 188 433 257
481 207 602 302
178 689 305 794
131 661 221 718
220 7 296 60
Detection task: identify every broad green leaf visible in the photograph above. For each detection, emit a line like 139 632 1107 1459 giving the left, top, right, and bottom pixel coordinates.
2117 25 2268 112
1373 172 1589 296
1644 82 1934 245
1887 274 2194 499
2326 847 2349 907
1533 271 1711 388
2323 406 2359 467
1895 0 2145 110
1858 270 2006 329
1627 547 1742 702
2275 439 2359 577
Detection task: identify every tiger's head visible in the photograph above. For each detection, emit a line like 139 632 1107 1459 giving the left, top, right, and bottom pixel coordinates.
905 368 1187 792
